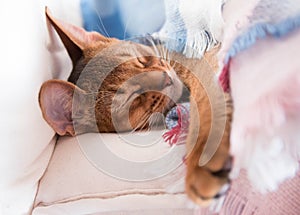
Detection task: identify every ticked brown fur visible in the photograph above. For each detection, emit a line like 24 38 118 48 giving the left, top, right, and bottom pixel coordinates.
39 8 232 206
171 48 232 205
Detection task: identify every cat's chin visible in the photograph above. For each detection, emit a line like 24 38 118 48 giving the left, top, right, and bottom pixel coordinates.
164 100 176 114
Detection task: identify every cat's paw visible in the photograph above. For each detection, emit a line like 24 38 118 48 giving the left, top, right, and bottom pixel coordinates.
185 157 231 206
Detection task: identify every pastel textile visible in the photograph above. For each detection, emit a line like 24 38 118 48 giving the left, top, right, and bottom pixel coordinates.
218 0 300 192
154 0 223 58
165 103 190 129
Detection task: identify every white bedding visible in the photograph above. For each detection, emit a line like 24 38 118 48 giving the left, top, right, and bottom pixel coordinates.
33 133 197 214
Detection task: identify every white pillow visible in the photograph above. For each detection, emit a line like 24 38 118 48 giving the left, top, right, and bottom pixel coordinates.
33 133 195 214
0 1 81 214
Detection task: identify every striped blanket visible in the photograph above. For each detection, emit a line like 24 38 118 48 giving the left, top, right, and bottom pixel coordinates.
153 0 225 58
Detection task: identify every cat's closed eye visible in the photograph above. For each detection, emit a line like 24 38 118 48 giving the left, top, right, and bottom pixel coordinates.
137 57 147 67
136 56 157 67
132 87 143 95
127 88 144 107
117 88 126 94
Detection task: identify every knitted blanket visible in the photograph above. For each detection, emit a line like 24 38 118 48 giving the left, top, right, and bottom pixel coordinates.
153 0 224 58
162 0 300 213
163 103 190 146
197 169 300 215
163 103 300 214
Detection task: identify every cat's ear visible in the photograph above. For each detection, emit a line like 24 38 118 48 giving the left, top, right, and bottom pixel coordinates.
45 7 110 65
39 80 84 136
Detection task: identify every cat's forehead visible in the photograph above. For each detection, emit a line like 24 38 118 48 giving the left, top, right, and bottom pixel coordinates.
75 41 161 92
97 40 157 58
82 40 157 66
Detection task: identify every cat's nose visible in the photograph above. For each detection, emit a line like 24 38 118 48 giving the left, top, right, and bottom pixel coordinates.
162 71 173 88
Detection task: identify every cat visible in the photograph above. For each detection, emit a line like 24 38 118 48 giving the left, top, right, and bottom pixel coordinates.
39 8 232 206
40 8 183 135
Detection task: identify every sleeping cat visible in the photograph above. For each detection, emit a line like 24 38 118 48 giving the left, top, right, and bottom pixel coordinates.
39 8 232 206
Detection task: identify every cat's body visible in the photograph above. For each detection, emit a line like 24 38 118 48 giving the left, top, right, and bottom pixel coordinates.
40 8 232 206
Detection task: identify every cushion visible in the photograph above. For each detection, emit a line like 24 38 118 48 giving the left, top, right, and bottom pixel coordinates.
33 133 300 214
0 0 81 214
33 132 196 214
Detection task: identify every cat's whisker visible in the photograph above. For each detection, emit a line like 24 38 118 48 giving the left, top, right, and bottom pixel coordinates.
152 96 166 113
139 119 150 131
92 6 111 38
170 60 179 73
146 35 160 57
158 47 164 60
148 115 156 128
166 49 171 64
129 111 149 130
160 40 167 61
148 112 163 129
155 38 167 63
137 111 152 129
131 111 152 132
154 39 163 59
96 93 115 105
112 97 135 114
132 118 148 132
165 48 169 63
122 12 132 40
165 46 170 63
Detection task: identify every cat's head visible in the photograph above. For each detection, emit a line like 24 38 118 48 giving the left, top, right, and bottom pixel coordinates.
39 8 183 135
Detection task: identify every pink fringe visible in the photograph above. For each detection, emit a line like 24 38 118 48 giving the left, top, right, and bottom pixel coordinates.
218 58 231 92
163 104 189 146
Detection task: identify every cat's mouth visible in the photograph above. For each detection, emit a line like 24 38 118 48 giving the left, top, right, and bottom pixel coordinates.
110 69 183 132
150 71 183 115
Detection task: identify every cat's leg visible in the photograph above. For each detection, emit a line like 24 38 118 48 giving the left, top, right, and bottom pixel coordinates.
170 46 232 205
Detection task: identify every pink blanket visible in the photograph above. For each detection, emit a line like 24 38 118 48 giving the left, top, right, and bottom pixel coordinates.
197 169 300 214
217 0 300 194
